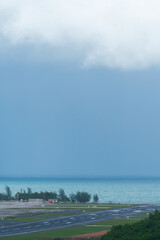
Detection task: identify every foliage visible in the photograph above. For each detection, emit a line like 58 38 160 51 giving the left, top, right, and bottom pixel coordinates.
58 188 69 202
69 193 76 203
16 189 93 202
0 225 107 240
27 187 32 194
0 193 7 200
75 191 91 203
101 210 160 240
5 185 12 200
93 194 99 203
0 186 13 200
0 186 98 203
16 190 58 201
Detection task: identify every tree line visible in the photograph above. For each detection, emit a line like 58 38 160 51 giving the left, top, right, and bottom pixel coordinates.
101 210 160 240
0 185 99 203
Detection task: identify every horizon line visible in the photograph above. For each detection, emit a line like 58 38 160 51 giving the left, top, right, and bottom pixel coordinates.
1 176 160 180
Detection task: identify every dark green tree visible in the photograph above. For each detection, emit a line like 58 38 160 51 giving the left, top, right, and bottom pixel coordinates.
75 191 91 203
69 193 76 203
0 193 7 200
27 187 32 194
58 189 69 202
5 185 12 200
101 210 160 240
93 194 99 203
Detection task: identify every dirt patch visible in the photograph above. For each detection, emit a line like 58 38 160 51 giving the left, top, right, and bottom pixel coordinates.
42 230 110 240
70 230 110 239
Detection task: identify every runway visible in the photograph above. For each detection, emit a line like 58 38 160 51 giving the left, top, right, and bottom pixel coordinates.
1 204 160 237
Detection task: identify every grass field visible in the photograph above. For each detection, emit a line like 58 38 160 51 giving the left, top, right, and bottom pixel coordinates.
0 202 145 240
89 214 148 226
4 211 80 222
3 202 137 223
43 203 136 208
4 208 112 222
1 225 109 240
1 213 149 240
13 202 136 210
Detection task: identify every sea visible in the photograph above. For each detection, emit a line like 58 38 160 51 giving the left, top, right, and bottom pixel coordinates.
0 177 160 204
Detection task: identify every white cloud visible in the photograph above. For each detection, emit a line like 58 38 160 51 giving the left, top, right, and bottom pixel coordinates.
0 0 160 69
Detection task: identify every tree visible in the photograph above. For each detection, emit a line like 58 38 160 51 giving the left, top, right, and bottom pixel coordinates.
93 194 99 203
69 193 76 203
5 185 12 200
27 188 32 194
58 189 69 202
0 193 7 200
101 211 160 240
75 191 91 203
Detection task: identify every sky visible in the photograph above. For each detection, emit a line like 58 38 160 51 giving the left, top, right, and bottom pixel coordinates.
1 0 160 178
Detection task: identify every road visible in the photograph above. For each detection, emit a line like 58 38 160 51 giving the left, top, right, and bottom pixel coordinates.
1 204 160 237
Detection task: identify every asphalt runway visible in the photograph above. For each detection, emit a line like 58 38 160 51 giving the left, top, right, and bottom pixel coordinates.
1 204 160 237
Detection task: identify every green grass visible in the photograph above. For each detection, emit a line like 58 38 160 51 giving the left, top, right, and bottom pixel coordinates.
1 213 148 240
0 203 145 240
4 212 80 222
4 208 110 223
89 216 147 227
134 213 149 217
40 203 136 208
0 225 109 240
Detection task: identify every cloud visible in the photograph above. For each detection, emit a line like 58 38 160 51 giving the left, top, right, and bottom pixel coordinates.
0 0 160 69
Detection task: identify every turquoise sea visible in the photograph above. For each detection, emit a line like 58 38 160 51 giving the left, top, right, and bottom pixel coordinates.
0 177 160 204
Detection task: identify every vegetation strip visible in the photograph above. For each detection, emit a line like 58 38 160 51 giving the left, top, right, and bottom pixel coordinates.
0 212 149 240
1 186 99 203
101 210 160 240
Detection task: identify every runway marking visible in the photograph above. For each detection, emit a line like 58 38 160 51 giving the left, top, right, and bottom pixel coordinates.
2 205 160 237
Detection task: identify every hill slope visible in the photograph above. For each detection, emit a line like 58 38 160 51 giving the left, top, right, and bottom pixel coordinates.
101 210 160 240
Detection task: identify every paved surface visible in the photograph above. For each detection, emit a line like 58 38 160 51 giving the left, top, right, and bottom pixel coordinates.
0 208 81 219
1 204 160 237
0 201 43 209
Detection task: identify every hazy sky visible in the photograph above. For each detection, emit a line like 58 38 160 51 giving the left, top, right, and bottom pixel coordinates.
1 0 160 177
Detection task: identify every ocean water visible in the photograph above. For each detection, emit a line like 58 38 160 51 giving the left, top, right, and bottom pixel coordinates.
0 177 160 204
